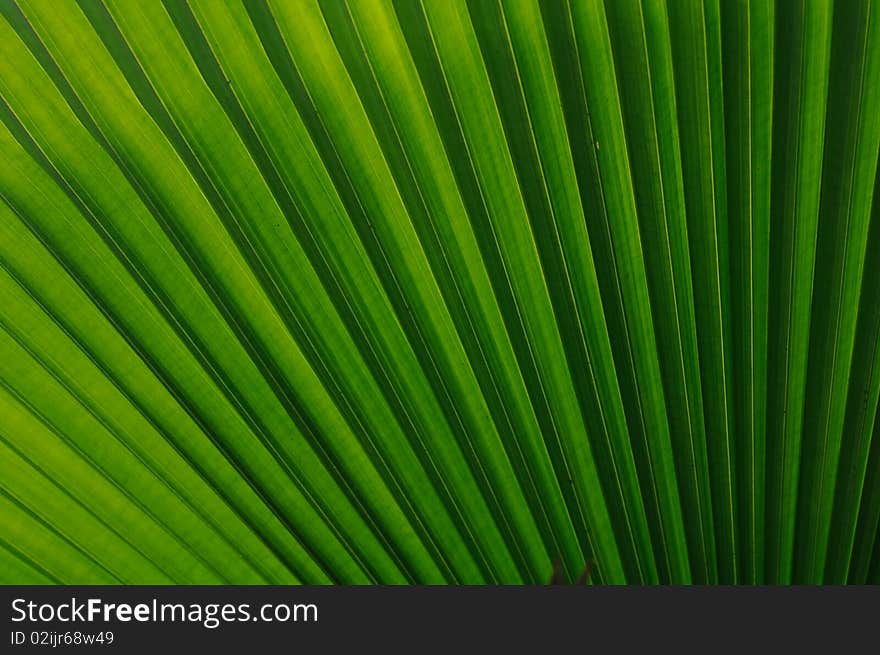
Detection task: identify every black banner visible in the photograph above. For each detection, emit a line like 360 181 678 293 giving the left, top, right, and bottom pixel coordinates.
2 586 877 652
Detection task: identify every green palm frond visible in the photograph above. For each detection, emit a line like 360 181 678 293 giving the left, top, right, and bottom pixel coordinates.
0 0 878 585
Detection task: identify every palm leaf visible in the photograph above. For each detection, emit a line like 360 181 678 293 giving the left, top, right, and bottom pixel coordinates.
1 0 879 584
